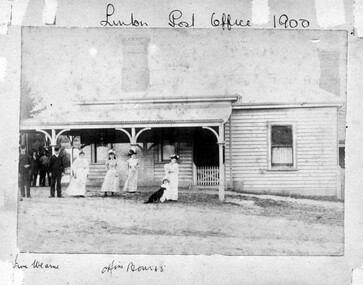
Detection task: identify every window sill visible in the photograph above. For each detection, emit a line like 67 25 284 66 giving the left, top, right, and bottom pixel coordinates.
265 168 298 172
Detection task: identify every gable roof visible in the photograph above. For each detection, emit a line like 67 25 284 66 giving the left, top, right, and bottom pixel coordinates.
21 27 346 118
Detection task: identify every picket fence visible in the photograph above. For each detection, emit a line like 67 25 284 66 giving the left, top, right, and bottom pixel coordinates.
196 166 219 186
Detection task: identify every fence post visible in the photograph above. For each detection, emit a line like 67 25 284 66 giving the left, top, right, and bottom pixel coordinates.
218 124 225 202
193 163 197 185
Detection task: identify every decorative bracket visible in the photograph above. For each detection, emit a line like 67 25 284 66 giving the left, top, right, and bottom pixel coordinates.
36 128 70 147
55 129 70 141
36 129 52 142
202 126 224 144
135 127 151 142
116 127 151 147
115 128 132 142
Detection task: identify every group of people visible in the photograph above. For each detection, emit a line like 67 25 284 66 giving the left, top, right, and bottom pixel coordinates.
20 149 51 189
99 149 139 197
19 144 180 203
67 148 180 202
18 145 65 199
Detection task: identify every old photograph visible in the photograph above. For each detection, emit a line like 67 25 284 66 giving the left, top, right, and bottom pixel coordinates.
17 27 346 255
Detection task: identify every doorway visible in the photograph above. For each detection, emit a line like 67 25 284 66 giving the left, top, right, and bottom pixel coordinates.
193 128 219 186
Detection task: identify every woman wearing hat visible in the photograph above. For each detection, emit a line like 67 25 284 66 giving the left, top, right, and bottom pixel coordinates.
66 151 89 197
100 150 120 196
164 154 179 201
123 149 139 193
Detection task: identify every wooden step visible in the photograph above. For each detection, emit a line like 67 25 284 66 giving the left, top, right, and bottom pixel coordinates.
88 174 107 178
86 180 103 186
87 164 107 185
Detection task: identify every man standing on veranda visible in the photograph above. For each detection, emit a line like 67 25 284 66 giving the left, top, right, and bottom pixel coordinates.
48 146 65 198
18 145 32 200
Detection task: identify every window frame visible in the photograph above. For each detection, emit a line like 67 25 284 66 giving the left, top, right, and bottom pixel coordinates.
267 122 297 171
157 138 179 163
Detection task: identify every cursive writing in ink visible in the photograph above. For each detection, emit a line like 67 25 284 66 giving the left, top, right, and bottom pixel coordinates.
31 259 59 269
13 254 59 270
13 254 28 269
168 9 194 27
211 12 251 30
100 4 148 27
101 260 123 275
126 262 165 272
273 14 309 28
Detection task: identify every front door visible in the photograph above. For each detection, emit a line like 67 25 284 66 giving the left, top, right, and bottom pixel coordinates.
89 143 109 164
193 129 219 186
96 145 108 164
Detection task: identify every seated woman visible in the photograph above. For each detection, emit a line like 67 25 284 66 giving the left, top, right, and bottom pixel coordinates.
144 178 170 204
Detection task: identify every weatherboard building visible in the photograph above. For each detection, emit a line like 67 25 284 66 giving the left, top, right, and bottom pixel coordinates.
19 27 346 201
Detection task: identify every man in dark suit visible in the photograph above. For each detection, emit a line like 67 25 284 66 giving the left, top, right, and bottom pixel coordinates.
30 151 40 187
39 150 50 187
48 146 65 198
18 145 32 200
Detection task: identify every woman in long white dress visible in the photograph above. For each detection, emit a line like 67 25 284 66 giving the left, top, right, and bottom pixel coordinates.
123 149 139 193
66 151 89 197
101 150 120 197
164 154 179 201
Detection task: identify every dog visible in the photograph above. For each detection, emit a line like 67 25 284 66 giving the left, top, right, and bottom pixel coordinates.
144 187 166 204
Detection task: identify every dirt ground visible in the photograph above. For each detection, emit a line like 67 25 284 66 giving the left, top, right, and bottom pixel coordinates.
17 186 344 256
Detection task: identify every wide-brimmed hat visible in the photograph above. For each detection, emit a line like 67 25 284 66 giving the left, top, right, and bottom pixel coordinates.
108 149 115 154
170 154 179 160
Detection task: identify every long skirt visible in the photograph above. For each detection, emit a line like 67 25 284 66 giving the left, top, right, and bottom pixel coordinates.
168 173 178 200
123 169 138 192
160 187 172 202
101 169 120 193
66 168 87 196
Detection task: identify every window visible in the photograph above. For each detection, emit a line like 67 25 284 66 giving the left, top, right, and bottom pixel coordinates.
268 123 296 170
157 139 179 162
157 129 179 162
162 140 176 161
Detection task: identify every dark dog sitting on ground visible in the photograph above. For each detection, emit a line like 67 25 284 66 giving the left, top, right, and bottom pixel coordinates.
144 178 170 204
144 187 166 203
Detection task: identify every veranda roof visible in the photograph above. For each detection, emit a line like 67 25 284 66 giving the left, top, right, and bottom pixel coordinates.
20 101 233 130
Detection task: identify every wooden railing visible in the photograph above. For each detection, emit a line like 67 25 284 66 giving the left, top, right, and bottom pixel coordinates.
196 166 219 185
